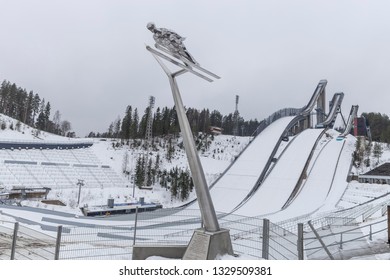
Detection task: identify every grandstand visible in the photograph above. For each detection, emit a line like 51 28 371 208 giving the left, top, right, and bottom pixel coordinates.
0 140 127 191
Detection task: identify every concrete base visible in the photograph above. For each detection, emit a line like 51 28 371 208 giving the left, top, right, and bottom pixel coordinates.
182 228 234 260
132 244 187 260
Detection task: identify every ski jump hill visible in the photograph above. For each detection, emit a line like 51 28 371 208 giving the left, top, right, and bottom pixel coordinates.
185 79 356 223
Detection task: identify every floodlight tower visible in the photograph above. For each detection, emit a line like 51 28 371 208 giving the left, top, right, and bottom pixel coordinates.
143 96 155 188
233 95 240 136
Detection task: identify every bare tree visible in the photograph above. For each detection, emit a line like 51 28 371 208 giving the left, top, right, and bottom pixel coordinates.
60 120 72 136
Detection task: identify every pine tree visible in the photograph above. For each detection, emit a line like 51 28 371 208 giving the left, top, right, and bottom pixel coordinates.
170 167 179 198
135 155 145 187
130 108 139 139
146 158 153 186
121 105 132 141
373 142 383 165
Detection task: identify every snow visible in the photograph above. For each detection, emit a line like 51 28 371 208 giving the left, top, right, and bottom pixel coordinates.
188 116 295 213
1 113 390 260
234 128 324 217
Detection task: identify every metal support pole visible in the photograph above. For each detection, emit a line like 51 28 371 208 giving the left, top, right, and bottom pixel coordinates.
148 46 220 232
168 75 220 232
339 233 343 249
10 222 19 260
54 225 63 260
368 224 372 241
308 220 334 260
387 205 390 245
297 223 304 260
262 219 270 260
133 206 139 246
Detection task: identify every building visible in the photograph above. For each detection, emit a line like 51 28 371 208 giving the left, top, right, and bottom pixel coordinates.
209 126 223 135
358 162 390 185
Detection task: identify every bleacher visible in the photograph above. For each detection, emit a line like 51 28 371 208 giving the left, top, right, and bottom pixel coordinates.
0 145 126 190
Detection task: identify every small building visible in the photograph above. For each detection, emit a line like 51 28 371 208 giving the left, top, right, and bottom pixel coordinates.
209 126 223 135
358 163 390 185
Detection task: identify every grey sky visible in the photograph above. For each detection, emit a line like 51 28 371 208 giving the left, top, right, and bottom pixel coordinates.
1 0 389 136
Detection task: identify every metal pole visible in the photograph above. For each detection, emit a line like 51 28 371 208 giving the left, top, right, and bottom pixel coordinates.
369 224 372 241
147 47 221 233
133 206 139 246
339 233 343 249
297 223 304 260
387 205 390 245
77 179 84 206
54 225 63 260
168 75 220 232
132 175 135 198
308 220 334 260
262 219 270 260
10 222 19 260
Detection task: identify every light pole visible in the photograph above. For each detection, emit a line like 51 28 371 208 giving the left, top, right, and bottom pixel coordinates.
76 179 84 206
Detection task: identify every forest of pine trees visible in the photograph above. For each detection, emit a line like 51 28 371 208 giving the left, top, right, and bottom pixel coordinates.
89 104 261 140
0 80 73 136
362 112 390 144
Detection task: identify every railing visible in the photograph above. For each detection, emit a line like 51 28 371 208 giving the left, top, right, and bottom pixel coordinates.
304 217 388 260
0 138 93 149
251 108 301 137
0 201 388 260
0 220 56 260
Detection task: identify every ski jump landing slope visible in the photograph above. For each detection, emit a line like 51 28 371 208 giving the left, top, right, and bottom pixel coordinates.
187 116 295 213
268 131 355 222
234 128 324 217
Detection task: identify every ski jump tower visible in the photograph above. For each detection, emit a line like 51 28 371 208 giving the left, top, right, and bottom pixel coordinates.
145 22 234 260
143 96 155 189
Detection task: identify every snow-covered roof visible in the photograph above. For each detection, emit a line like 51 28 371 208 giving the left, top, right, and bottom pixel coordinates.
360 162 390 177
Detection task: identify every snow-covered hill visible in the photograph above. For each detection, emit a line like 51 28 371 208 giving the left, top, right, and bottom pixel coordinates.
0 113 251 211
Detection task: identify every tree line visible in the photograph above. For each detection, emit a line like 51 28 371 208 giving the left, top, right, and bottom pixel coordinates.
88 104 261 139
362 112 390 143
0 80 73 136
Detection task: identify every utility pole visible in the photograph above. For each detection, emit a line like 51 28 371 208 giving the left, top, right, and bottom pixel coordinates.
76 179 84 206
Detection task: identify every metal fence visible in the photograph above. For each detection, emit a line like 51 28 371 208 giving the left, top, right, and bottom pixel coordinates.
0 220 56 260
0 204 388 260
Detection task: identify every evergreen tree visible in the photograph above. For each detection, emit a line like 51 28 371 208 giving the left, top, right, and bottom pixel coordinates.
210 110 223 127
146 158 153 186
114 116 121 139
121 105 132 141
135 155 145 187
130 108 139 139
373 142 383 164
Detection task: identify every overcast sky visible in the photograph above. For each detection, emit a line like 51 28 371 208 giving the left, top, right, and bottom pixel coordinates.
1 0 389 136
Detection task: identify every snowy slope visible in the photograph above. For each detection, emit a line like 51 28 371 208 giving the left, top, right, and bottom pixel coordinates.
268 131 355 222
187 116 295 213
234 128 324 216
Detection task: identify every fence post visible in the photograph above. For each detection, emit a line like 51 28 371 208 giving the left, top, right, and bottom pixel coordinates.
387 205 390 245
262 219 270 260
297 223 304 260
369 224 373 241
10 222 19 260
133 206 139 246
54 225 63 260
